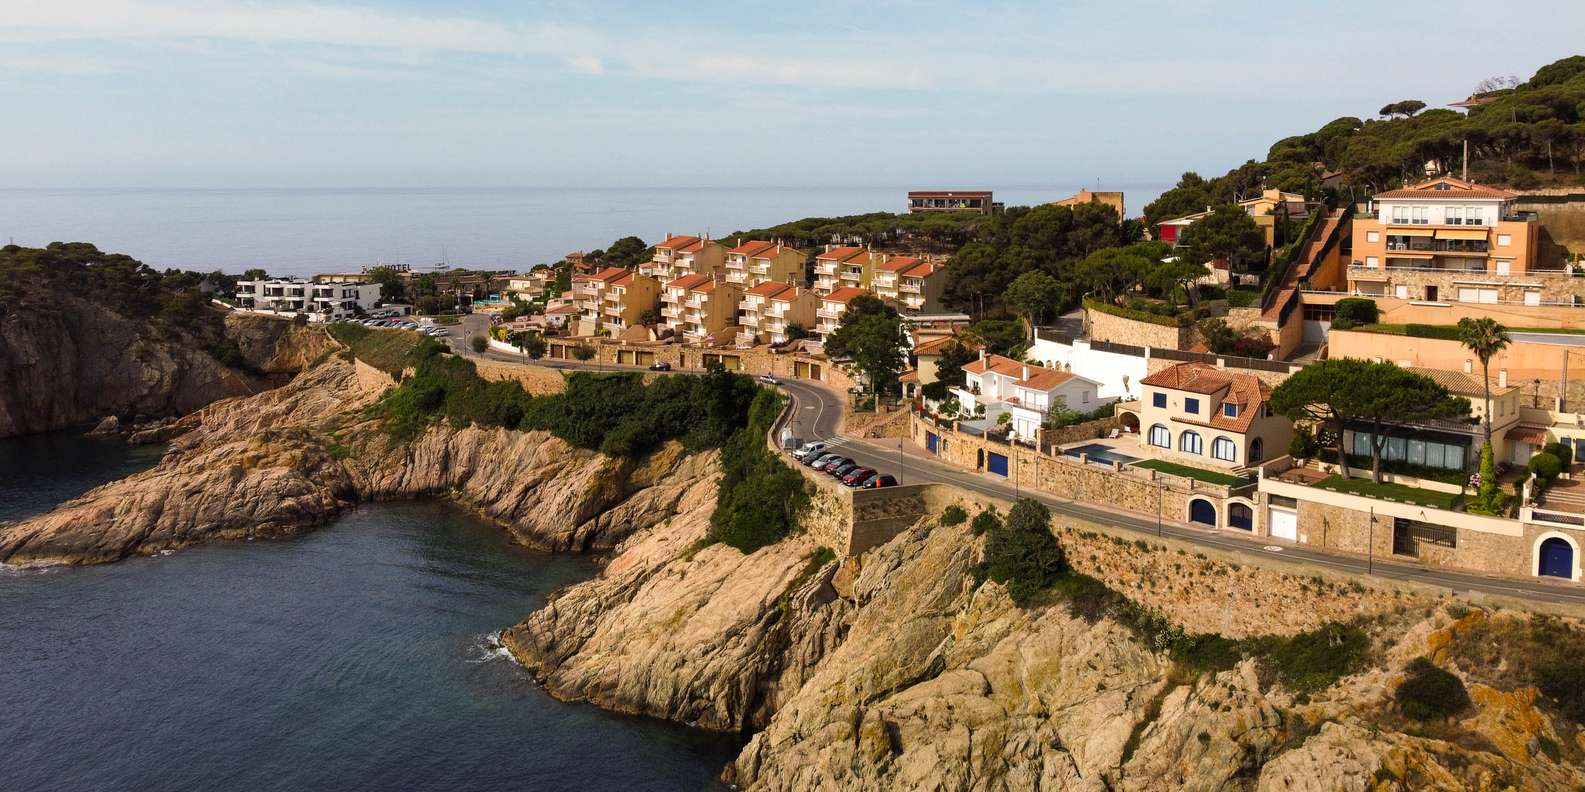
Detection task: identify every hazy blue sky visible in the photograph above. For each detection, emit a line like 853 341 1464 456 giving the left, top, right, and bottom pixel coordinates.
4 1 1583 188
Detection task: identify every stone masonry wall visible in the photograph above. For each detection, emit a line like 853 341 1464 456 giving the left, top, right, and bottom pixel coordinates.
1085 307 1192 349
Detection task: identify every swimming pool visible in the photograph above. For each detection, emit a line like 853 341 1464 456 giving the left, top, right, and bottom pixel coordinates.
1062 443 1141 467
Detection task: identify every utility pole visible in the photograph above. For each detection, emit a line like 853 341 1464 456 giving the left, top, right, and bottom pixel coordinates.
1156 481 1163 538
1367 505 1375 575
1462 139 1469 181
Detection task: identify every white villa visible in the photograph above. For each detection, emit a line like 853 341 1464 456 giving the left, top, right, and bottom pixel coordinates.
236 277 381 320
951 352 1105 440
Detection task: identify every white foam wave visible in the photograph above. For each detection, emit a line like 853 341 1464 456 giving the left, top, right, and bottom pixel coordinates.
467 631 514 664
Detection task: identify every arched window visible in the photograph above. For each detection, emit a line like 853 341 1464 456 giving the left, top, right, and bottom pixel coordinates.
1250 438 1264 463
1148 424 1171 448
1179 430 1203 455
1212 436 1237 462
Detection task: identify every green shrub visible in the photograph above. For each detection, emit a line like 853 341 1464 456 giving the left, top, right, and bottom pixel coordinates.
572 343 596 361
1530 451 1563 484
940 505 968 527
711 389 809 552
1331 298 1378 330
970 508 1001 536
1261 623 1369 695
1543 441 1574 468
470 335 488 353
1288 425 1317 460
973 498 1067 606
1396 657 1471 720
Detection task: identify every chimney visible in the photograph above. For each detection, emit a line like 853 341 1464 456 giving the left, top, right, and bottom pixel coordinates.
1464 359 1473 373
1022 365 1029 379
1499 369 1509 388
979 349 986 361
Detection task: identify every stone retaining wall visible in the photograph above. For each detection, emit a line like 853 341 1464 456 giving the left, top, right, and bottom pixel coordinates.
541 338 857 391
1085 306 1192 349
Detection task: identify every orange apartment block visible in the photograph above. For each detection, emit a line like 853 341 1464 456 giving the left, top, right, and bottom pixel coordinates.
723 239 806 288
738 280 819 345
641 234 727 284
572 267 631 335
661 274 744 343
871 255 946 313
1347 177 1547 306
815 286 871 338
813 246 874 294
1050 189 1126 222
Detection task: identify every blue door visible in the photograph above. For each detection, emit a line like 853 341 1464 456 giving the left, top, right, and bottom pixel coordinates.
987 452 1009 477
1189 499 1217 526
1540 537 1574 579
926 432 938 453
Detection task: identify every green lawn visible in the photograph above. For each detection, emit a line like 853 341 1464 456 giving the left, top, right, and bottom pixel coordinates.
1132 459 1250 487
1314 476 1463 510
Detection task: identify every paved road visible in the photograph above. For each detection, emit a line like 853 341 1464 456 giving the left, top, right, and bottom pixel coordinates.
1510 331 1585 348
776 378 1585 607
436 328 1585 607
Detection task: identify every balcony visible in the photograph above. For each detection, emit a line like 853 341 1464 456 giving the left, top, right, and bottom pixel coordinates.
816 306 843 320
661 305 682 319
725 271 748 284
815 262 838 276
899 281 922 294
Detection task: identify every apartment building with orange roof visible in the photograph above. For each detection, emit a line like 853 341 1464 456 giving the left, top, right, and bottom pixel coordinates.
871 254 946 312
1347 177 1549 306
661 274 744 343
814 286 871 338
571 267 635 335
641 233 727 283
738 280 819 345
723 239 806 288
813 245 874 294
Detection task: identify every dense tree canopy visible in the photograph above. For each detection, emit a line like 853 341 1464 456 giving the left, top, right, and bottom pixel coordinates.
1178 204 1268 274
825 295 908 395
941 202 1125 317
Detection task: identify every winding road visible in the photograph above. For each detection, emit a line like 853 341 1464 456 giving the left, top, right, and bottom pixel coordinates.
446 317 1585 607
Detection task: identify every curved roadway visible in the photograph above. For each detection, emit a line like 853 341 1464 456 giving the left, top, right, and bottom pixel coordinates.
445 318 1585 606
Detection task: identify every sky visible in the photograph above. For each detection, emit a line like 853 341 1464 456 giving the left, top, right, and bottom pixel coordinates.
3 0 1584 189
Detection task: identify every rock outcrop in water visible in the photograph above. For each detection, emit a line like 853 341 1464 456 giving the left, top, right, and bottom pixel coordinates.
507 496 1585 790
0 353 713 565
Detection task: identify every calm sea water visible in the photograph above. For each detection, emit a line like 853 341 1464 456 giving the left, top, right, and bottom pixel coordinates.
0 185 1166 277
0 436 739 791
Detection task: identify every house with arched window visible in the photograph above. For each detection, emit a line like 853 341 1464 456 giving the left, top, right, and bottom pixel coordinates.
1120 362 1293 470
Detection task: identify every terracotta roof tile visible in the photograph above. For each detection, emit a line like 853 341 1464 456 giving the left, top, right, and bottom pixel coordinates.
876 255 924 272
656 235 700 251
1373 177 1517 200
729 240 776 256
816 246 867 262
1140 362 1271 433
1408 367 1518 397
823 286 871 304
746 281 795 298
667 274 713 290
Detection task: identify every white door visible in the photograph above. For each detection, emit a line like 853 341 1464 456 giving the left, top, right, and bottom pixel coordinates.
1394 285 1409 299
1496 260 1511 276
1525 291 1542 306
1268 507 1298 541
1512 442 1534 466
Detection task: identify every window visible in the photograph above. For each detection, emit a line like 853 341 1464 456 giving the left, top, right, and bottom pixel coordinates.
1446 206 1463 225
1212 436 1237 462
1466 207 1484 226
1366 230 1380 243
1184 397 1200 414
1180 430 1203 455
1390 206 1409 224
1152 392 1166 408
1365 256 1379 269
1148 424 1171 448
1223 403 1238 418
1497 233 1512 247
1412 207 1429 225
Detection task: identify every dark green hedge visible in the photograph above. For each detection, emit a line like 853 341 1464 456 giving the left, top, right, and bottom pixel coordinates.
710 389 809 552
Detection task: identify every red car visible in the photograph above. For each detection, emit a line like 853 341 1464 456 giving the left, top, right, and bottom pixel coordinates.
842 467 876 487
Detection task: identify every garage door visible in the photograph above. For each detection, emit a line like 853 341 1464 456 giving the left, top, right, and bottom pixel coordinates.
987 452 1008 477
1268 506 1297 541
1457 287 1498 304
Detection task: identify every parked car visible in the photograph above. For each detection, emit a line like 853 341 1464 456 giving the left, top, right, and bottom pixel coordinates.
862 474 897 489
649 361 673 371
758 374 780 385
807 452 841 469
822 457 854 474
831 461 859 479
792 441 827 460
842 467 876 487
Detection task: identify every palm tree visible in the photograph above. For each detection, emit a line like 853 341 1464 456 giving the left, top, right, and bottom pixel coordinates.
1457 317 1511 446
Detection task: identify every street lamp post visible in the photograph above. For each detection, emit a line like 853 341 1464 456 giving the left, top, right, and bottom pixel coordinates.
1156 480 1163 538
1008 430 1020 499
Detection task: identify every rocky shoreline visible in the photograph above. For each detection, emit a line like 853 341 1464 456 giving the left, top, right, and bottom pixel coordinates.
6 340 1585 789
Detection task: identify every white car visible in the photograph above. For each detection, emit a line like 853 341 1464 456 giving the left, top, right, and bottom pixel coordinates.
792 441 827 460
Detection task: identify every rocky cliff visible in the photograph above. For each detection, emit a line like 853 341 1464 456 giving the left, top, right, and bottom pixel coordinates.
507 501 1585 790
0 352 713 565
0 299 328 439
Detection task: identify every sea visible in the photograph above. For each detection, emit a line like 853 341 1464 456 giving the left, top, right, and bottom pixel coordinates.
0 430 740 791
0 185 1167 277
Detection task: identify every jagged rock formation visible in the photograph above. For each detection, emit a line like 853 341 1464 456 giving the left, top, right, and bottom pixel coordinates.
0 301 326 439
0 354 711 564
507 508 1585 790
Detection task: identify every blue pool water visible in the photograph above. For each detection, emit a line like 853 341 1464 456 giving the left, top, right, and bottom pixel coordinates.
1062 443 1140 467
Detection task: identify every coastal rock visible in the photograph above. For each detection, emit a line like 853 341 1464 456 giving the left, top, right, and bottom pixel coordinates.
1 352 718 564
